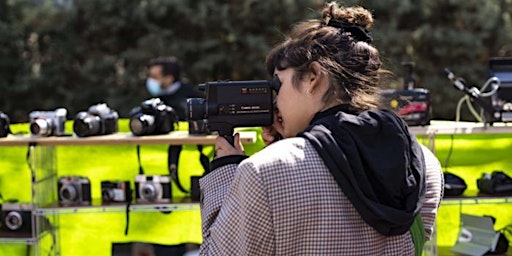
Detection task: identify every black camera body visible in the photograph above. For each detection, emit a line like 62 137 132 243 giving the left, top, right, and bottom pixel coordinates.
0 111 10 138
73 103 119 137
1 203 33 234
134 175 172 203
101 180 132 203
129 98 178 136
58 176 92 206
187 78 280 143
477 171 512 194
29 108 67 136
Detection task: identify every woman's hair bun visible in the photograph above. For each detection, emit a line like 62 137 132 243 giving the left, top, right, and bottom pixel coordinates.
322 2 374 30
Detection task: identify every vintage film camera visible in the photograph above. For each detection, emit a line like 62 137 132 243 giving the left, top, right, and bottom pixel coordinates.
381 62 431 126
29 108 67 136
0 111 10 138
129 98 178 136
134 175 172 203
101 180 132 203
57 176 92 206
1 203 34 234
187 77 280 144
488 57 512 122
73 103 119 137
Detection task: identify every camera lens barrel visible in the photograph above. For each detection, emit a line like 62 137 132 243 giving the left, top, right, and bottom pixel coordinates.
59 184 78 202
5 211 23 231
30 119 52 136
141 183 157 201
129 114 155 136
186 98 207 121
73 113 101 137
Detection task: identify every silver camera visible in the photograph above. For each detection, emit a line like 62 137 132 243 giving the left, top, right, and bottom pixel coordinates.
58 176 92 206
1 203 34 234
29 108 67 136
134 175 172 203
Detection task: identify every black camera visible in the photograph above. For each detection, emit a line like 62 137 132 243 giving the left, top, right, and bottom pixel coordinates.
187 77 280 144
29 108 67 136
57 176 92 206
0 111 10 138
101 180 132 203
134 175 172 203
129 98 178 136
1 203 33 234
73 103 119 137
477 171 512 194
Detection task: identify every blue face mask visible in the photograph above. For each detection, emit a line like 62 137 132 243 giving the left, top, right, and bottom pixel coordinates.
146 78 163 96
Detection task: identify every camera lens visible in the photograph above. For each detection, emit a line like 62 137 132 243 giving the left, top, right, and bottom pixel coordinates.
0 112 9 138
30 119 51 136
186 98 207 121
129 114 155 136
59 184 78 202
5 211 23 231
102 188 115 202
73 112 101 137
141 183 157 201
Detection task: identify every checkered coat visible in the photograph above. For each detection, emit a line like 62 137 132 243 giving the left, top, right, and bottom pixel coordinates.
199 138 443 255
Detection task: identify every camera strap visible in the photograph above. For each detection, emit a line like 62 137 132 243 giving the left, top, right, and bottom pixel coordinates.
136 145 144 175
167 145 210 194
168 145 188 193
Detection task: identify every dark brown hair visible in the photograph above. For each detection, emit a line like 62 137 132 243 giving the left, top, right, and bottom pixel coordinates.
266 2 382 111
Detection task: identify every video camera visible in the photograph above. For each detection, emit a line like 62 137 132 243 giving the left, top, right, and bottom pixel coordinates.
187 77 280 144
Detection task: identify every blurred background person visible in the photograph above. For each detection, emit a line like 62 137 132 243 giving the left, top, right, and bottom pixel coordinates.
146 56 203 121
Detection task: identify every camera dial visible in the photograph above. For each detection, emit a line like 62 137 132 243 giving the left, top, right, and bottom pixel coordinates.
5 211 23 231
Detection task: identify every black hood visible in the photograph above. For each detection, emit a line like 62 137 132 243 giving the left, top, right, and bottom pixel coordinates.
299 105 426 236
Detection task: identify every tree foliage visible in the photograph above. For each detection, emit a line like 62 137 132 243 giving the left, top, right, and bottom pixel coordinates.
1 0 512 122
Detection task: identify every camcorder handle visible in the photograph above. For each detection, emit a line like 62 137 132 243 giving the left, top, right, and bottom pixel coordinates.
209 123 235 145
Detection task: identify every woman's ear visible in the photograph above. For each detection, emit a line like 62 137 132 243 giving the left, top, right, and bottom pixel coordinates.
305 61 325 94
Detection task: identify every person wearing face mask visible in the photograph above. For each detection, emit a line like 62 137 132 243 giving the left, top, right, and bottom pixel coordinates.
146 56 203 121
198 2 444 255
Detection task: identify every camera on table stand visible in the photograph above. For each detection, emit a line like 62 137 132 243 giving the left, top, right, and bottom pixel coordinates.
134 175 172 203
129 98 178 136
1 203 35 236
73 103 119 137
29 108 68 137
57 176 92 206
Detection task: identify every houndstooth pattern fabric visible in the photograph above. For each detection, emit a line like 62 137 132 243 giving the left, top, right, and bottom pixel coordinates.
199 138 443 256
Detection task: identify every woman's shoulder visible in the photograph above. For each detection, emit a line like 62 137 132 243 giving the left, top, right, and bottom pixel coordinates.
242 137 315 169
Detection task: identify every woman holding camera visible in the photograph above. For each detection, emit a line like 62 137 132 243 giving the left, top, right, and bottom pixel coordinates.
200 2 443 255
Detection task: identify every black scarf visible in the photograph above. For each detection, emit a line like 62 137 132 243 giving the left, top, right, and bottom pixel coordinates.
299 105 425 236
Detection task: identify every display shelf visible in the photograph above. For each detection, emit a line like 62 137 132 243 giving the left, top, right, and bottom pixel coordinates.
441 194 512 205
0 130 257 146
35 198 199 215
408 121 512 135
0 230 52 245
